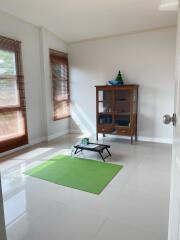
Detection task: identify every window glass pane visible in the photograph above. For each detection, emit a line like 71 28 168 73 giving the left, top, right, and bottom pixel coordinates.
98 90 113 113
52 64 68 80
0 111 25 141
50 50 70 120
61 64 68 80
98 114 112 125
54 101 69 120
0 79 19 107
0 36 28 152
53 79 68 101
52 64 61 78
0 50 16 76
98 90 113 102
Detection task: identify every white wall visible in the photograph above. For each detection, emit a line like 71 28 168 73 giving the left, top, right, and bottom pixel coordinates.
40 28 69 140
0 10 177 147
0 11 69 151
0 11 45 144
69 27 176 143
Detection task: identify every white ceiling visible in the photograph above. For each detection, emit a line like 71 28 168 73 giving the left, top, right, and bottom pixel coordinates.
0 0 177 42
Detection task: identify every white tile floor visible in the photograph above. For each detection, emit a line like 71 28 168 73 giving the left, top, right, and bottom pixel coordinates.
0 134 172 240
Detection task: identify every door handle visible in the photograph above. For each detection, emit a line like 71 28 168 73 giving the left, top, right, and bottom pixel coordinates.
163 113 176 126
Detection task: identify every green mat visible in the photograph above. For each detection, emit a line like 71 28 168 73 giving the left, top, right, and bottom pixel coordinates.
24 155 123 194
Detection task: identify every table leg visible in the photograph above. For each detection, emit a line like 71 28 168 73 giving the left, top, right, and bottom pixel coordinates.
96 132 98 141
99 152 105 162
74 148 83 155
106 148 111 156
74 148 78 154
131 136 133 144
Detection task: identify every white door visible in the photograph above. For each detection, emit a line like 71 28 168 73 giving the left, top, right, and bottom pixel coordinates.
168 4 180 240
0 174 6 240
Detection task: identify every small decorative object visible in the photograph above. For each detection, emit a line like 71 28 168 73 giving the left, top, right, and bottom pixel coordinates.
108 80 120 86
108 70 124 86
81 138 89 145
115 70 124 85
85 138 89 145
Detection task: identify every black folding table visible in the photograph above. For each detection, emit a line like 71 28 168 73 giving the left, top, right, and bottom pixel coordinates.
73 143 111 162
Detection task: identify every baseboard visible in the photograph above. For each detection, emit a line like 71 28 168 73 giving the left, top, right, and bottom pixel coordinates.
69 129 82 134
0 136 47 158
107 135 172 144
47 130 69 141
138 136 172 144
0 130 172 158
69 129 172 144
0 131 70 157
29 136 47 145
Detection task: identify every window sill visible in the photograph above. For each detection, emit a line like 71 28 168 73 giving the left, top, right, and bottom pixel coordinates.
53 115 70 121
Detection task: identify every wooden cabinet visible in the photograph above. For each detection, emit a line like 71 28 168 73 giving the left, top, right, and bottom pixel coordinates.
95 85 139 144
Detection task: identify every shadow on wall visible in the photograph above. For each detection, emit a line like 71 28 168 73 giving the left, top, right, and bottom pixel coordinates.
70 103 96 137
138 113 156 138
138 85 158 138
70 85 161 139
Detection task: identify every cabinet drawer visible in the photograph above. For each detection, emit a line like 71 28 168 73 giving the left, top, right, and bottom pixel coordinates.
98 125 113 133
116 128 131 136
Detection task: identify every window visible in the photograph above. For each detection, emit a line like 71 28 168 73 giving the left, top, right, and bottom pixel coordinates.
0 36 28 153
50 49 70 120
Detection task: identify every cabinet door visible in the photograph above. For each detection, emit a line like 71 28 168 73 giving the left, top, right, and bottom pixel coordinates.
97 90 113 125
132 88 138 114
114 89 131 127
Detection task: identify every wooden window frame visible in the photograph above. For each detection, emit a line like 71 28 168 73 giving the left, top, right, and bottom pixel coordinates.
49 49 70 121
0 36 28 153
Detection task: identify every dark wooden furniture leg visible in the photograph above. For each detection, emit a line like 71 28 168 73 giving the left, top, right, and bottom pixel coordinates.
135 128 138 141
135 88 138 142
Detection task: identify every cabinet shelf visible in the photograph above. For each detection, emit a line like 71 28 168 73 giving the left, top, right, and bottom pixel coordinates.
99 112 113 115
98 100 112 103
98 112 131 115
115 100 130 102
115 112 130 116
